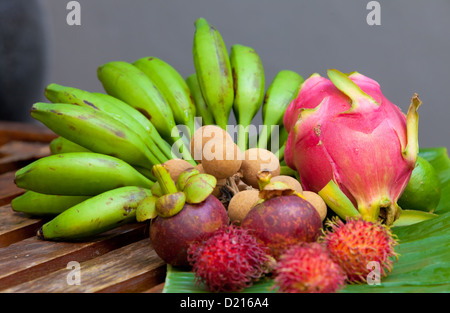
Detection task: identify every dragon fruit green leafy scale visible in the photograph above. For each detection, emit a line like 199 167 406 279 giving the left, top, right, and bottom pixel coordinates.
283 69 421 226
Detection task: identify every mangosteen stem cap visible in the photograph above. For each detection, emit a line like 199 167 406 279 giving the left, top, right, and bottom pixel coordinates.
257 170 272 191
151 164 178 195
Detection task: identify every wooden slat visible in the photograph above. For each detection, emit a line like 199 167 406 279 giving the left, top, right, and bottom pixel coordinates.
143 282 165 293
0 141 50 174
0 222 149 291
0 172 24 206
2 239 165 293
0 121 56 145
0 204 45 248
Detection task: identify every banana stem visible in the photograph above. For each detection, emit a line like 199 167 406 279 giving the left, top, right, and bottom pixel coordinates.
156 139 175 161
151 164 178 195
170 135 197 166
275 143 286 161
144 140 169 164
237 128 247 152
257 125 272 149
237 120 252 152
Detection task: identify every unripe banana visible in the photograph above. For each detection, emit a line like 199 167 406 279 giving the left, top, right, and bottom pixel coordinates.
31 102 158 169
185 73 215 126
12 191 90 216
134 57 197 136
14 152 154 196
37 186 151 241
45 83 169 164
193 17 234 129
49 137 157 180
257 70 304 149
92 92 174 161
96 61 176 142
230 44 265 151
50 136 90 154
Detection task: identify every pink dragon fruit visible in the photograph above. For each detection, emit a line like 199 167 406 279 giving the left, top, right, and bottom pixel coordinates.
284 69 421 225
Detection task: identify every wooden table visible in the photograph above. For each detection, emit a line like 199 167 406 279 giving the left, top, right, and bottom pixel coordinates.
0 121 166 293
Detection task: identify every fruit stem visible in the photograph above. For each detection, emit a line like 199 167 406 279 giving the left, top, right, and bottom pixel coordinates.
237 124 248 152
170 134 197 166
318 180 361 220
256 170 272 191
151 164 178 195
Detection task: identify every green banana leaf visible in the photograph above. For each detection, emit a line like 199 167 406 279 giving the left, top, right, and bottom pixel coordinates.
162 147 450 293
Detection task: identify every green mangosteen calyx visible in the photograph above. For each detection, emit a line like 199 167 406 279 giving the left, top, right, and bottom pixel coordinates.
256 170 299 202
137 164 218 220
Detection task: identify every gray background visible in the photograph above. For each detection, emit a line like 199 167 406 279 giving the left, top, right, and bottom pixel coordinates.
5 0 450 149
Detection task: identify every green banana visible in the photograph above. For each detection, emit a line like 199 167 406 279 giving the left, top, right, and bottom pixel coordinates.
50 136 90 154
257 70 304 149
31 102 158 169
92 92 174 161
45 83 169 163
134 56 196 136
12 191 90 216
37 186 151 241
48 138 156 181
97 61 176 142
193 17 234 129
97 61 195 165
230 44 265 151
185 73 215 126
14 152 154 196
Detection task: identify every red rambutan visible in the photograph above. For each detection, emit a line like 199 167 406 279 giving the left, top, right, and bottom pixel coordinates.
187 224 272 293
272 242 347 293
322 217 399 284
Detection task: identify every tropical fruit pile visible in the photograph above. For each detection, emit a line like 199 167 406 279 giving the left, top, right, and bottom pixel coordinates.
11 18 444 293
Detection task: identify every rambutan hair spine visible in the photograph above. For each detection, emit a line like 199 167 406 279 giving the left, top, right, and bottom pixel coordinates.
321 216 399 284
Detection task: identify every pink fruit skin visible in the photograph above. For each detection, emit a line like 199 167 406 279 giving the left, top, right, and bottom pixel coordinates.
283 71 418 224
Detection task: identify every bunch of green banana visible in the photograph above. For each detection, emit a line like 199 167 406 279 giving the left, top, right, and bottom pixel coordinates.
31 102 159 169
133 56 196 137
257 70 304 149
230 44 265 151
37 186 151 241
97 61 195 164
193 17 234 130
14 152 154 196
185 73 215 126
45 83 171 163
